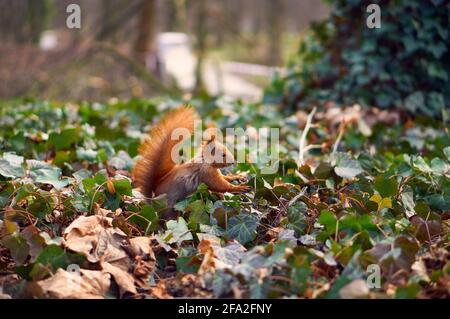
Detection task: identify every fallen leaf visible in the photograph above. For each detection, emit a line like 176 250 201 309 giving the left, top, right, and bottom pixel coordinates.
149 281 172 299
128 236 152 256
339 279 369 299
410 215 442 242
101 261 137 296
63 214 129 269
33 268 110 299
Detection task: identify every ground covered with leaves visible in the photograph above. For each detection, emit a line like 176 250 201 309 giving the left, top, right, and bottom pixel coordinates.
0 99 449 299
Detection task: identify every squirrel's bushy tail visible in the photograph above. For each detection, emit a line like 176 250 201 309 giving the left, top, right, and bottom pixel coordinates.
132 106 199 199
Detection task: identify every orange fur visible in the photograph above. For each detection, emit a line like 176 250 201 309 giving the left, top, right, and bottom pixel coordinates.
133 106 199 199
132 105 250 207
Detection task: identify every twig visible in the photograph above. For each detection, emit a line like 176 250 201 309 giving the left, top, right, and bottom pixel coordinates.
89 181 108 215
288 187 307 207
334 219 339 242
298 106 317 166
332 121 346 154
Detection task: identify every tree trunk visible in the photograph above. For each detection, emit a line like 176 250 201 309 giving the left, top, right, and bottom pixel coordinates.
193 0 207 94
97 0 115 41
134 0 156 67
266 0 283 66
27 0 54 44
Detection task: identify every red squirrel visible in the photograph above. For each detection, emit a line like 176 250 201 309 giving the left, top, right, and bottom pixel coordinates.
132 106 250 207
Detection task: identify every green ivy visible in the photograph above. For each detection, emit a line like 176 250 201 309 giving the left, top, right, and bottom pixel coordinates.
265 0 450 117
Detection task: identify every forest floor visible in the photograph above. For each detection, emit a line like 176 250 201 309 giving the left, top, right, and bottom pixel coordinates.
0 99 449 299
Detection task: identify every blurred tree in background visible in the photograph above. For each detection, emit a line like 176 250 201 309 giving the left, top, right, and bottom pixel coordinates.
134 0 156 65
0 0 329 101
267 0 450 117
27 0 55 44
0 0 54 43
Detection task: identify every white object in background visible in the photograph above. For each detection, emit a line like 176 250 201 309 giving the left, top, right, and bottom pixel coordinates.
39 30 58 51
156 32 196 91
155 32 263 101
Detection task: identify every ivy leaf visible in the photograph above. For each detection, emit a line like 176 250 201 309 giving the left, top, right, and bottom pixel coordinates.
187 200 209 225
112 178 132 196
1 234 30 264
287 201 308 236
314 162 333 179
367 236 419 272
374 175 398 197
410 215 442 242
0 153 24 178
430 158 448 176
400 190 415 217
425 193 450 211
318 210 337 235
210 201 238 229
48 128 78 151
163 217 193 244
332 153 363 179
413 156 432 173
444 146 450 161
28 160 70 190
73 169 92 183
94 170 108 185
151 194 169 213
395 283 421 299
262 178 273 190
226 214 258 245
76 148 98 162
108 150 134 170
129 205 158 233
34 244 84 273
176 256 201 274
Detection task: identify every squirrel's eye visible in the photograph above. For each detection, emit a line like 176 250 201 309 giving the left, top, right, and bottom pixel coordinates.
210 146 216 156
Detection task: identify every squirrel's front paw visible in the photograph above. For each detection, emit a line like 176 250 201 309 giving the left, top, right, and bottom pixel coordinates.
232 185 251 192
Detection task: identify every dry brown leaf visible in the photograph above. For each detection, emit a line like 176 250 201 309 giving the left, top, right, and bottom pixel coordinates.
198 239 245 274
0 292 12 299
198 240 216 274
60 212 158 297
101 261 137 296
33 268 111 299
108 236 155 290
150 274 209 299
63 214 130 270
148 281 172 299
126 237 156 289
128 236 152 256
323 104 362 127
339 279 369 299
133 255 154 289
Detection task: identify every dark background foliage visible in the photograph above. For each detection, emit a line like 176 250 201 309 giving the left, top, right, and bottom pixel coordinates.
266 0 450 117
